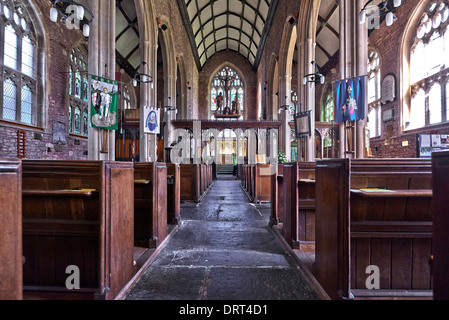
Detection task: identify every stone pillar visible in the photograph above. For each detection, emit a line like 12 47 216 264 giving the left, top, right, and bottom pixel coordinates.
139 41 158 162
279 108 291 161
164 72 177 154
296 0 317 162
88 0 116 161
136 0 158 162
339 0 368 159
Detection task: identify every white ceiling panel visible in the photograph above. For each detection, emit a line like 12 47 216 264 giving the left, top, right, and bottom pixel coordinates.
178 0 277 69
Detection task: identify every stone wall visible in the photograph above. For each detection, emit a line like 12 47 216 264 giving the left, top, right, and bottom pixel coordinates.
198 51 258 120
0 0 88 160
365 0 449 158
153 0 199 119
0 0 199 160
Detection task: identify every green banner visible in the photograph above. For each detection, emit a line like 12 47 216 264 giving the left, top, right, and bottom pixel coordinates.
90 75 118 130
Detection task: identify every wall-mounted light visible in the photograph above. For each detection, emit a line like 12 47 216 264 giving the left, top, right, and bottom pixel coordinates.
49 0 94 37
359 0 402 27
133 62 154 89
303 61 325 86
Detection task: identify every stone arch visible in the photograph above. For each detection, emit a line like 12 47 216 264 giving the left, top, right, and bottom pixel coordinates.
296 0 321 161
279 18 298 109
13 0 48 128
157 17 177 109
399 0 432 131
176 56 188 120
135 0 158 161
266 54 279 120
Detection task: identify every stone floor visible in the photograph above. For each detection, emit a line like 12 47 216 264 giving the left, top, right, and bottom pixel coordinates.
125 175 321 301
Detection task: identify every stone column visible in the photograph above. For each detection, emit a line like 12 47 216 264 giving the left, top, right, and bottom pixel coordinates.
296 0 317 162
279 108 291 161
88 0 116 161
136 0 158 162
339 0 368 159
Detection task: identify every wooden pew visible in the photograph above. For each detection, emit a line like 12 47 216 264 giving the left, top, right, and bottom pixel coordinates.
432 150 449 300
282 162 316 249
315 158 433 300
21 160 134 300
0 159 22 300
242 165 248 191
167 163 181 224
133 162 167 249
253 164 274 203
241 164 273 203
270 164 284 226
180 164 201 202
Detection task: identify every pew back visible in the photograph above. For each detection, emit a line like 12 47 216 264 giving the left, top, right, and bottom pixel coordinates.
21 160 134 300
315 158 433 300
133 162 167 248
0 160 22 300
180 164 201 202
282 162 316 249
167 163 181 224
432 151 449 300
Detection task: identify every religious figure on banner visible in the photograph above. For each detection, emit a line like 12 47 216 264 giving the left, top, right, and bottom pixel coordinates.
90 76 119 130
341 85 358 122
146 110 159 133
334 77 366 123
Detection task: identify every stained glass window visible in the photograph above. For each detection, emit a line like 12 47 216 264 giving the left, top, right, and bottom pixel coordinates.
74 107 81 135
83 109 89 136
210 66 244 120
409 1 449 129
290 90 298 121
69 105 73 133
68 45 89 135
211 88 217 112
1 1 38 126
83 76 89 102
69 66 73 96
75 70 81 99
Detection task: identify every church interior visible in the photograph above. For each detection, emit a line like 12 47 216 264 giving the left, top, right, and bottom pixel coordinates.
1 0 449 304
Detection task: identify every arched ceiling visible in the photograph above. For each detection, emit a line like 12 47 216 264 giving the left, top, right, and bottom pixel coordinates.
116 0 141 77
315 1 339 72
176 0 279 71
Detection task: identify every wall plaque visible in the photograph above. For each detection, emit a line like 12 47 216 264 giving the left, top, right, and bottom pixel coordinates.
381 74 396 104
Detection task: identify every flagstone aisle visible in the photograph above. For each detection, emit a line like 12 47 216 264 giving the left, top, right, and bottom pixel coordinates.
125 175 321 300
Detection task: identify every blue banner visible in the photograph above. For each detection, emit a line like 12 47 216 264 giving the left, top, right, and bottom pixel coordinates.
334 76 366 123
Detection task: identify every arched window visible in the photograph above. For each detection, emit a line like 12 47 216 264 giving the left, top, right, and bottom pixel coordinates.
409 1 449 129
320 85 334 123
123 86 132 110
367 48 382 137
0 0 37 126
210 66 244 120
290 90 298 121
68 45 89 136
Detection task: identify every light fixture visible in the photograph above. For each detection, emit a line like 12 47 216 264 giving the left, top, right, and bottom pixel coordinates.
49 0 94 37
303 61 325 86
359 0 402 27
133 62 154 89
